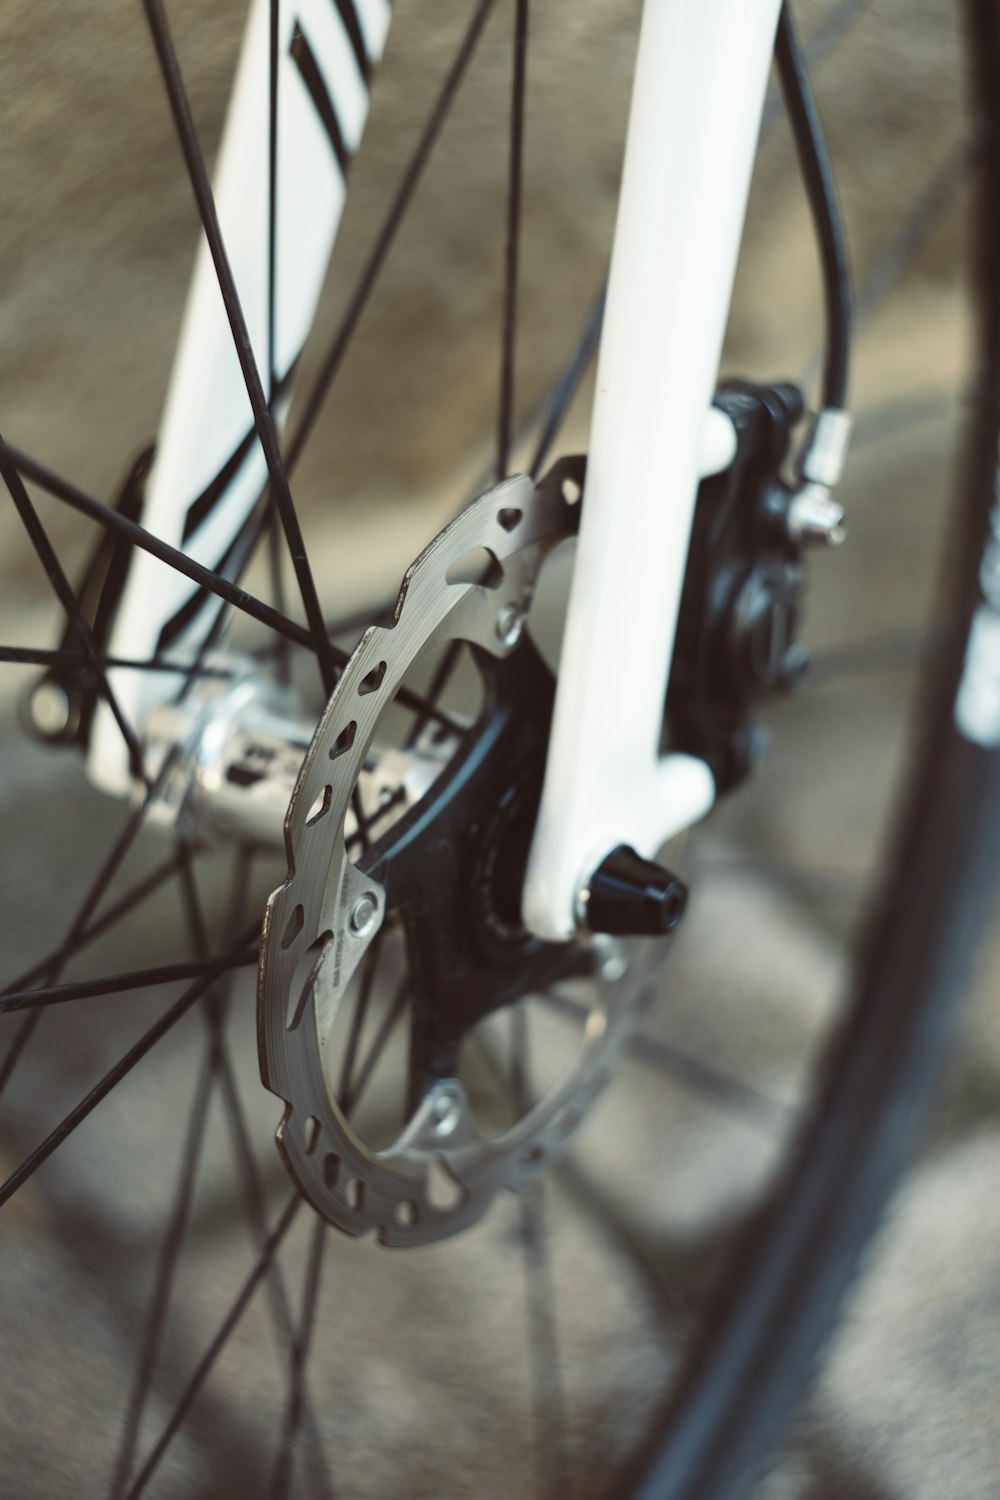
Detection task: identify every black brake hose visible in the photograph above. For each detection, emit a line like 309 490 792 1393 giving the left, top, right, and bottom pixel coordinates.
775 2 853 414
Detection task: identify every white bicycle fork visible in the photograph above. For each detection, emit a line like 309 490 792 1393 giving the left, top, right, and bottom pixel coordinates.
524 0 783 938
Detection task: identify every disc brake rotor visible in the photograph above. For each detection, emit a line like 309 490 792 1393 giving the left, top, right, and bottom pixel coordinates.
258 461 648 1246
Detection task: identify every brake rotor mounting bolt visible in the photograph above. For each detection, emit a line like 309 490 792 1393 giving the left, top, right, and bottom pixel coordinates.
29 681 73 738
495 602 524 647
349 892 379 937
592 934 628 982
430 1087 461 1136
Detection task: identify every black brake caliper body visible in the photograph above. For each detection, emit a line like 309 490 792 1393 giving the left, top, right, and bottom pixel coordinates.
665 381 812 793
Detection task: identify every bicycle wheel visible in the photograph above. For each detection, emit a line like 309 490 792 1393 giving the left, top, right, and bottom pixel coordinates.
1 2 998 1498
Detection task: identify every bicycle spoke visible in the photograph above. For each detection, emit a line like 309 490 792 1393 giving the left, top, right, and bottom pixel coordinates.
853 386 954 451
2 441 324 656
3 7 968 1495
538 991 788 1131
497 0 529 480
809 625 939 681
267 1215 328 1500
520 1189 570 1497
631 1033 793 1128
284 0 500 476
0 1013 43 1103
337 931 386 1101
6 855 183 997
345 788 407 857
493 0 954 510
805 0 874 66
351 785 373 853
3 442 465 734
521 0 875 484
524 0 955 490
176 479 290 667
142 0 336 694
267 0 280 404
403 639 465 747
798 136 973 390
0 783 167 1100
122 1191 304 1500
343 978 409 1117
122 955 410 1497
108 1047 217 1500
554 1154 698 1336
212 1050 337 1500
0 645 232 678
178 855 336 1500
0 440 148 784
528 280 607 480
265 0 293 687
856 138 971 327
510 1005 570 1496
267 512 292 681
163 507 271 667
760 0 875 137
0 953 257 1015
698 855 872 924
0 929 258 1209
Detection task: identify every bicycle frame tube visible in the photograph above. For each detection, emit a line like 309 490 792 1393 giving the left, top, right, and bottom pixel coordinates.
89 0 392 795
523 0 783 940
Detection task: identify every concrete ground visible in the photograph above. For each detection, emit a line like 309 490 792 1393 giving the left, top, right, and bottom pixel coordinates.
3 1 999 1497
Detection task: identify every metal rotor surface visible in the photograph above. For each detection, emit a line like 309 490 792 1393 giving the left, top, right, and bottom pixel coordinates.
258 462 645 1246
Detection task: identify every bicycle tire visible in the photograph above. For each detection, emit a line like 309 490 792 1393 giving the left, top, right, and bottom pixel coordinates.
614 3 1000 1493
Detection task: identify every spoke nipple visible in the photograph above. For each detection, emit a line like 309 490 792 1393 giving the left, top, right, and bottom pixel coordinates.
591 934 628 982
28 680 75 740
349 892 380 938
582 846 688 938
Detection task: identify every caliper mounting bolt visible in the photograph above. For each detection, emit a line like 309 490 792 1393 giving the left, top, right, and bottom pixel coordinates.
582 845 688 937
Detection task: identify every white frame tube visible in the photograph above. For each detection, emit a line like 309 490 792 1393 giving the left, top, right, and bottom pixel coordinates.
523 0 783 940
89 0 392 795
